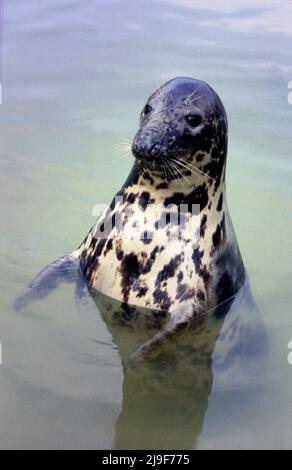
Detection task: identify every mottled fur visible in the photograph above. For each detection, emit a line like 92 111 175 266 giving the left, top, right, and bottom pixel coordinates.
76 77 245 327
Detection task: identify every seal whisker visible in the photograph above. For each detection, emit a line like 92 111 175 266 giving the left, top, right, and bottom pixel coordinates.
113 148 131 154
168 161 186 191
183 158 216 183
170 164 187 191
170 157 204 183
169 159 192 189
167 163 177 186
113 147 132 163
113 137 132 145
113 139 132 160
162 160 170 182
174 159 204 181
113 146 131 154
184 83 203 104
113 154 131 164
113 142 132 149
173 157 216 184
155 76 163 97
187 95 205 104
113 148 132 156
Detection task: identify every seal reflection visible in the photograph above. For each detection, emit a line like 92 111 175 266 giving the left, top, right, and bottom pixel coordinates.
91 289 230 450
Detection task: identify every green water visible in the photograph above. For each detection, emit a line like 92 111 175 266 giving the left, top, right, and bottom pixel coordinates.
0 0 292 449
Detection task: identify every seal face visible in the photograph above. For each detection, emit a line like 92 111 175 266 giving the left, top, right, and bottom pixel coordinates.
77 77 245 322
132 77 227 188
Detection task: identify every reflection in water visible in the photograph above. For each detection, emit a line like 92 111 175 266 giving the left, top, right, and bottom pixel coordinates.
12 252 268 449
3 0 288 449
91 283 266 450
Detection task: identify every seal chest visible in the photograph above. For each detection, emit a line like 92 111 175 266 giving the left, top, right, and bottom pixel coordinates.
77 77 245 320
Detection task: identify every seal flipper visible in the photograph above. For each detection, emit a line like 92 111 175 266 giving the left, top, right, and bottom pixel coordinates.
128 304 194 363
128 323 186 364
13 254 86 311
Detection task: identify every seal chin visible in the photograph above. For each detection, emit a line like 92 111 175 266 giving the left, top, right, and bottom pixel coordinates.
135 155 166 174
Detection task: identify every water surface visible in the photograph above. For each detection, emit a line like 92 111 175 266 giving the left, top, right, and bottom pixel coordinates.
0 0 292 449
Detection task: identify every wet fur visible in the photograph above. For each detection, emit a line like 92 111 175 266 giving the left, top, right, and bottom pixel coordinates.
15 77 250 358
77 78 246 328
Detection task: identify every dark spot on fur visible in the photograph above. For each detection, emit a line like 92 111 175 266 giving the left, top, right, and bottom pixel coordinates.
156 182 169 190
217 192 223 211
156 255 181 286
104 238 113 255
164 184 209 213
164 192 184 207
143 171 155 185
177 271 183 282
212 224 221 249
80 236 107 284
142 245 163 274
136 286 148 297
120 253 141 302
202 141 227 193
197 289 205 301
139 191 153 211
212 214 226 252
153 287 172 310
126 192 136 204
95 238 107 257
199 266 212 286
192 247 204 273
116 248 124 261
200 214 207 237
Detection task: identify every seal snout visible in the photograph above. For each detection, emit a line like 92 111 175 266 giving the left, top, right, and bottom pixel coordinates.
132 128 164 166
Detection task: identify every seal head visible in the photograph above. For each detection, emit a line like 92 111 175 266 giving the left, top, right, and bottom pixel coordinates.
132 77 228 191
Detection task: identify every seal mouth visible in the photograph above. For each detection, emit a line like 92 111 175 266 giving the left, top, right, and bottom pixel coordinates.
132 150 167 176
131 140 167 171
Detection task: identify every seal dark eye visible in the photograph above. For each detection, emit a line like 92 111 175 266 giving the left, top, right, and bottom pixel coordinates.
142 104 152 116
185 114 203 128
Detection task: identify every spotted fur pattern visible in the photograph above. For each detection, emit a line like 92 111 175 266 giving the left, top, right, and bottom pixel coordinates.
75 77 245 324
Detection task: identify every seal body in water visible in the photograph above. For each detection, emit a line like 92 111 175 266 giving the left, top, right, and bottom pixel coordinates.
76 77 245 327
14 78 268 448
15 77 254 356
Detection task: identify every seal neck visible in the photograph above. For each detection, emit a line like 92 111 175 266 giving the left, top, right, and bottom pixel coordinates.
127 161 226 204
